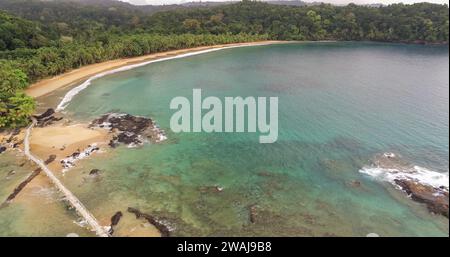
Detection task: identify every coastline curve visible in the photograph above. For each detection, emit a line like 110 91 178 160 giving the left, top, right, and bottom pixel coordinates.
54 42 279 111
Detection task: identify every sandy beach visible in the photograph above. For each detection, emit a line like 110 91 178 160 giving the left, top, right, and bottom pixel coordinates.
26 41 285 98
30 124 109 162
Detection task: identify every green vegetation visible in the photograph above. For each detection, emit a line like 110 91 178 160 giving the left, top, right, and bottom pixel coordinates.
144 1 449 42
1 0 448 44
0 0 449 129
0 60 35 128
2 33 267 84
0 11 54 51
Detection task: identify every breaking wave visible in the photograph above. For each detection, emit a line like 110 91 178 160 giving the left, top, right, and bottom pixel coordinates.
359 165 449 190
359 152 449 191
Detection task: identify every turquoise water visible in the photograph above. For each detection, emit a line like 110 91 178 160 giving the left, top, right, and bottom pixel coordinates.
60 42 448 236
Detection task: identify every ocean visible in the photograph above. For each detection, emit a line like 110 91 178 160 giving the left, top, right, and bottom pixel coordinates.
1 42 448 236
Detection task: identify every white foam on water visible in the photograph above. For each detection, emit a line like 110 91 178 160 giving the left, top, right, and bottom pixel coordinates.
152 126 167 143
61 144 101 173
55 44 268 111
157 134 167 142
359 165 449 190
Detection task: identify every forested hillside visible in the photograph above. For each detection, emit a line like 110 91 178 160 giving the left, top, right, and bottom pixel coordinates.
0 0 449 128
0 11 56 51
144 1 449 42
0 0 186 39
2 0 448 43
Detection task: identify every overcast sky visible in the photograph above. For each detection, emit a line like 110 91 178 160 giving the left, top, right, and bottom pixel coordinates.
120 0 449 5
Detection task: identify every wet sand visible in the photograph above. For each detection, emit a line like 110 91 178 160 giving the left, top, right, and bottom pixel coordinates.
29 124 109 162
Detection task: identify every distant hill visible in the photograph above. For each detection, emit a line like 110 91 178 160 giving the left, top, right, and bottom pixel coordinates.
177 1 309 7
0 0 448 45
180 1 235 7
265 1 307 6
0 0 185 16
0 10 54 51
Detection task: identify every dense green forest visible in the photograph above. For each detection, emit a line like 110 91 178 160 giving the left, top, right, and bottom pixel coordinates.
0 0 449 128
2 0 448 46
146 1 449 42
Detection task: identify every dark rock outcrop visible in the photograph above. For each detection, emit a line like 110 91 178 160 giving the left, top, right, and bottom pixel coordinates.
1 129 22 151
127 207 171 237
33 108 63 127
3 129 20 149
90 113 166 147
12 140 22 148
89 169 100 176
45 155 56 165
108 211 123 235
394 179 449 218
34 108 55 120
6 129 20 143
248 204 258 223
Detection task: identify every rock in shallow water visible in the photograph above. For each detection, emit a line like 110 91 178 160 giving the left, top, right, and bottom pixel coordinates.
108 211 123 235
90 113 166 147
359 152 449 218
89 169 100 176
127 207 172 237
248 204 258 224
34 108 55 120
60 145 100 170
33 108 63 127
394 179 449 218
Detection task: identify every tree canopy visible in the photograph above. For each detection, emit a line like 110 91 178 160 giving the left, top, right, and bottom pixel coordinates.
1 0 448 43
